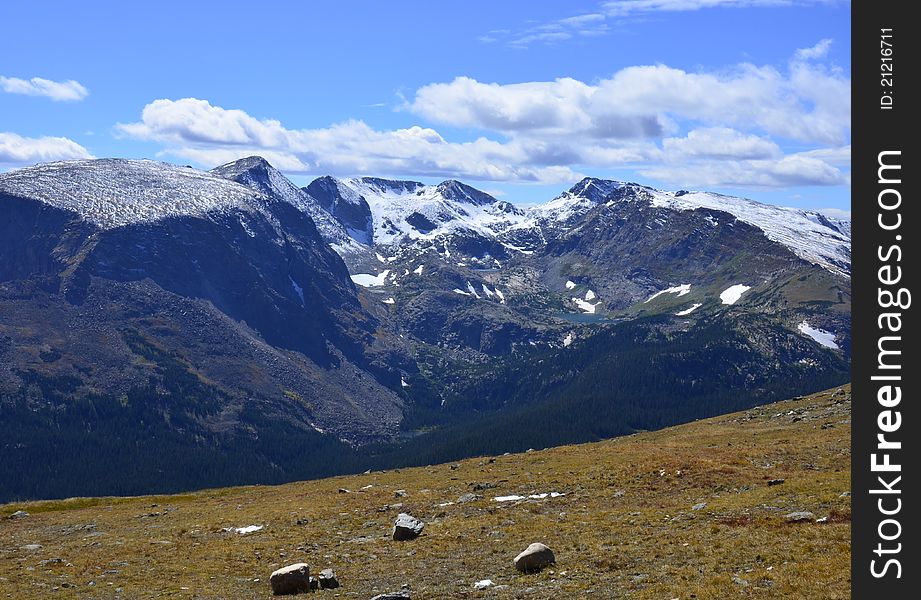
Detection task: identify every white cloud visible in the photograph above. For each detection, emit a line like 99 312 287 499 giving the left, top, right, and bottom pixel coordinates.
662 127 781 159
489 1 841 47
815 207 851 220
117 42 848 190
601 0 835 17
0 76 89 101
796 145 850 167
795 38 833 60
117 98 582 184
0 132 94 164
642 151 848 188
411 59 849 146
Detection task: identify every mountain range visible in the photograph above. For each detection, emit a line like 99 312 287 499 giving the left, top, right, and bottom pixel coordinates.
0 157 850 502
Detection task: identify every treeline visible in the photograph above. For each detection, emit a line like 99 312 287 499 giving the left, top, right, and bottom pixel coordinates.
366 316 849 469
1 317 848 503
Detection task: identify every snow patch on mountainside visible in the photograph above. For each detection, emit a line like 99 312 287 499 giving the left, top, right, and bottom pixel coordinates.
572 298 599 313
646 284 691 303
675 303 702 316
351 271 390 287
720 284 751 305
797 320 839 349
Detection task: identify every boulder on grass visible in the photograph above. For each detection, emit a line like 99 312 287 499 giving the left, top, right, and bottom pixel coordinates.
270 563 311 595
514 543 555 573
392 513 424 541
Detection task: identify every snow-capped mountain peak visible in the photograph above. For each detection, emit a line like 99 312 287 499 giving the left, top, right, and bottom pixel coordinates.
0 158 266 230
325 176 530 247
212 157 368 253
528 177 849 275
647 188 851 276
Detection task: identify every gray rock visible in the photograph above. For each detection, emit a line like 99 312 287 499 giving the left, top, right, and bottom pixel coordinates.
692 502 707 511
514 543 556 572
457 493 479 503
732 575 750 587
785 511 816 523
9 510 29 519
21 544 42 551
767 478 785 486
394 490 407 498
319 568 340 589
371 592 411 600
392 513 424 541
270 563 311 595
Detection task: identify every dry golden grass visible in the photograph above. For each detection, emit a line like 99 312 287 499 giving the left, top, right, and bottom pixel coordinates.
0 385 851 599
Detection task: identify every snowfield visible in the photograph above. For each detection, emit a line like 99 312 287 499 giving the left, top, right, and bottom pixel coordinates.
719 284 751 305
675 303 703 316
646 284 691 303
350 271 390 287
797 320 839 349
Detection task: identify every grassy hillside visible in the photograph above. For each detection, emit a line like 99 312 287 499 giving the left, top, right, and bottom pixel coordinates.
0 385 851 599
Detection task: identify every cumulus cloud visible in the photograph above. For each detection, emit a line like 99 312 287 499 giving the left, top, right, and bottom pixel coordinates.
642 151 848 188
662 128 781 160
0 132 94 164
0 76 89 101
410 58 849 146
117 42 848 190
117 98 583 184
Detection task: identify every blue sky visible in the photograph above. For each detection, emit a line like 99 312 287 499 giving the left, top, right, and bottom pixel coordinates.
1 0 850 215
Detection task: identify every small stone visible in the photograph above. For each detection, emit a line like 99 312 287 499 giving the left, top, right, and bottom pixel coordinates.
732 575 750 587
9 510 29 519
474 579 495 590
767 478 785 486
371 592 411 600
270 563 311 595
394 490 407 498
392 513 425 541
785 511 816 523
692 502 707 511
21 544 42 551
318 568 339 589
450 463 460 470
816 516 829 524
457 493 479 503
338 488 350 494
514 543 555 572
